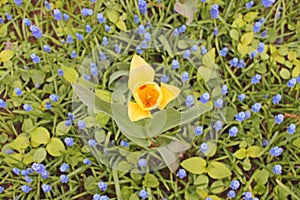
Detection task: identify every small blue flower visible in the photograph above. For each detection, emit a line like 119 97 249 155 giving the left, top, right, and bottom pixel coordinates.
78 120 86 129
30 25 43 38
66 35 73 43
41 170 49 179
220 47 228 57
133 14 140 24
23 18 31 26
171 59 179 69
99 52 106 61
60 174 69 183
63 13 69 21
210 4 219 19
93 194 101 200
21 185 31 193
138 158 147 167
102 36 108 46
0 186 4 193
200 93 210 103
176 168 186 179
260 30 267 38
45 101 52 110
60 163 69 172
136 46 143 55
185 95 194 107
14 88 23 96
76 33 84 40
49 94 59 102
261 0 275 8
12 168 20 175
272 94 281 104
230 180 240 190
229 126 238 137
42 184 51 193
24 176 32 183
214 99 223 108
53 9 62 21
191 44 198 52
238 94 246 101
31 53 40 63
274 114 284 124
178 24 187 33
23 104 32 112
138 0 147 14
230 57 238 67
43 44 51 52
32 163 45 174
257 42 265 53
161 75 168 83
71 50 77 58
139 189 148 199
137 24 146 34
83 158 91 165
88 139 97 147
222 85 228 95
194 126 203 135
213 27 219 35
237 59 246 68
0 18 4 24
287 78 297 87
201 46 207 55
58 68 64 76
173 28 179 37
246 1 254 9
250 51 257 59
98 182 108 191
44 1 51 10
235 111 246 122
182 72 189 82
5 13 12 21
287 124 296 134
81 8 93 16
270 146 283 156
273 164 282 175
183 49 191 59
141 40 147 49
227 190 236 198
114 44 121 54
5 149 14 154
251 74 261 84
14 0 22 6
253 21 262 33
244 192 252 200
104 24 111 32
21 169 29 176
251 103 262 113
97 13 106 23
144 32 151 42
200 142 208 153
120 140 129 147
86 24 92 32
213 120 223 131
205 198 212 200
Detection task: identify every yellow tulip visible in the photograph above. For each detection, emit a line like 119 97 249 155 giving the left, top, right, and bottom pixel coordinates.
128 54 181 121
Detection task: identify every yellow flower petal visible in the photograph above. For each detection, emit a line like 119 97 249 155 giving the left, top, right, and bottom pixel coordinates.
133 82 162 110
128 101 152 121
128 55 155 91
159 82 181 110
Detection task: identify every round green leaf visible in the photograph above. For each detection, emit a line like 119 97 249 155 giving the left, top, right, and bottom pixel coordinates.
210 180 226 194
181 157 207 174
9 135 30 151
116 20 127 31
33 148 47 163
194 175 209 190
142 173 159 188
107 10 119 23
46 137 65 157
233 148 246 160
279 68 291 80
0 50 14 62
230 29 239 41
207 161 232 179
30 127 50 145
61 66 78 83
241 32 254 45
247 146 263 158
55 121 71 136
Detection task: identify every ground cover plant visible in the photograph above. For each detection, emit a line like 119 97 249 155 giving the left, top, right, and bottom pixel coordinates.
0 0 300 199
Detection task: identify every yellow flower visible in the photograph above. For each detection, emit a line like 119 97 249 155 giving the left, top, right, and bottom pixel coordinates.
128 54 181 121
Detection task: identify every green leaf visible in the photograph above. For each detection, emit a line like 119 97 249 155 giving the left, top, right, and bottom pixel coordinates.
33 148 47 163
10 136 30 151
203 141 217 158
244 12 258 22
55 121 71 136
107 10 119 23
233 148 246 160
129 193 139 200
178 40 189 49
253 169 269 185
0 50 14 62
202 48 216 68
278 46 288 56
95 130 106 143
109 71 128 88
30 127 50 145
279 68 291 80
46 137 65 157
116 20 127 31
142 173 159 188
247 146 263 158
181 157 206 174
198 66 212 83
241 32 254 45
229 29 239 41
194 175 209 190
22 118 33 133
61 66 78 83
237 43 249 57
242 157 252 171
292 65 300 77
207 162 232 179
292 137 300 147
84 176 99 194
210 180 225 194
0 24 8 38
31 70 45 85
288 51 297 61
174 0 197 24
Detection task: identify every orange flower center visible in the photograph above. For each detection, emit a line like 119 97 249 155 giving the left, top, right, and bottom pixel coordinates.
136 83 161 109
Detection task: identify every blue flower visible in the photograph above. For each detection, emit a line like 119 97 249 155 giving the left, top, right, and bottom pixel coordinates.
23 104 32 112
274 114 284 124
98 182 108 191
53 9 62 20
270 146 283 156
250 51 257 59
210 4 219 19
120 140 129 147
273 164 282 175
257 42 265 53
230 57 238 67
171 59 179 69
261 0 275 8
30 25 43 38
86 24 92 32
14 88 23 96
287 124 296 134
213 120 223 131
42 184 51 193
178 24 187 33
251 74 261 84
262 139 269 147
144 32 151 42
182 72 189 82
173 28 179 37
246 1 254 9
251 103 261 113
31 53 40 63
43 44 51 52
200 93 210 103
93 194 101 200
78 120 86 129
45 101 52 110
44 1 51 10
21 185 31 193
201 46 207 55
194 126 203 135
24 176 32 183
102 36 108 46
227 190 236 198
185 95 194 107
213 27 219 35
99 52 106 61
5 13 12 20
60 175 69 183
60 163 69 172
49 94 59 102
161 75 168 83
63 13 69 21
220 47 228 56
136 24 146 34
12 167 20 175
83 158 91 165
133 14 139 24
32 163 45 174
0 186 3 193
237 59 246 68
0 18 3 24
105 24 111 32
138 158 147 167
71 50 77 58
191 44 198 52
136 46 143 55
139 189 148 199
253 21 262 33
287 78 297 87
214 99 223 108
238 94 246 101
41 170 49 179
141 40 148 49
76 33 84 40
81 8 93 16
230 180 240 190
229 126 238 137
260 30 267 38
23 18 31 26
235 111 246 122
58 68 64 76
176 168 186 179
66 35 73 43
183 49 191 59
272 94 281 104
244 192 253 200
88 139 97 147
222 85 228 95
14 0 22 6
200 142 208 153
97 13 106 23
297 75 300 83
138 0 147 14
